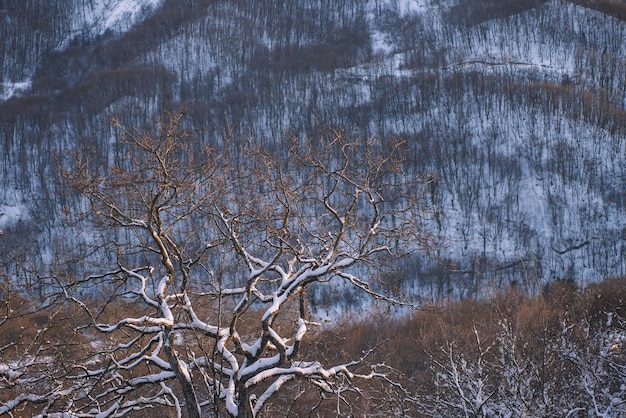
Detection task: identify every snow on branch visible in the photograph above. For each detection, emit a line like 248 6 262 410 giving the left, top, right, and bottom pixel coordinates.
22 113 434 417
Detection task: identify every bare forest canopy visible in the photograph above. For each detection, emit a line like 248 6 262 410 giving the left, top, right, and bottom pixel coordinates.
2 271 625 416
1 110 434 417
1 0 626 300
2 1 626 416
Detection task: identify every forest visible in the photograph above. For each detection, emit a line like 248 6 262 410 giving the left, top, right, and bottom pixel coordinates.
1 0 626 415
2 0 626 300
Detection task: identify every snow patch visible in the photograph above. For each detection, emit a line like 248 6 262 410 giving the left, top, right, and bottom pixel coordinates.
367 0 431 55
395 0 429 15
102 0 164 33
370 30 395 55
67 0 165 43
0 204 30 229
0 80 31 101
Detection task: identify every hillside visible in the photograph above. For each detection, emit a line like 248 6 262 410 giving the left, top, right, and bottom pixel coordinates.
1 0 626 301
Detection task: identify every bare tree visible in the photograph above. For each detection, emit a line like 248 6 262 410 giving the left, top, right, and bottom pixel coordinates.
414 286 626 418
0 112 432 417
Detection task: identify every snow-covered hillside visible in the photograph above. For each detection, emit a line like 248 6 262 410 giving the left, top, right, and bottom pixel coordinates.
1 0 625 301
71 0 164 37
0 0 163 103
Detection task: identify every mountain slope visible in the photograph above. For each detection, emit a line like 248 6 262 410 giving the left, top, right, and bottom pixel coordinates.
1 0 625 301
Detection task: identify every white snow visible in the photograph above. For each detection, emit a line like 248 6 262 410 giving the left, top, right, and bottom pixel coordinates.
367 0 432 55
0 203 30 229
0 80 31 101
65 0 165 46
103 0 163 32
395 0 429 15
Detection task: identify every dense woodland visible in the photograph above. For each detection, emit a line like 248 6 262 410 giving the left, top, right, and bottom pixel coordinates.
2 0 626 302
0 0 626 300
2 276 625 416
1 0 626 415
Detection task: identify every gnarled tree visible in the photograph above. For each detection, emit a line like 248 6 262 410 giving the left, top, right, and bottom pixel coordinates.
5 112 433 417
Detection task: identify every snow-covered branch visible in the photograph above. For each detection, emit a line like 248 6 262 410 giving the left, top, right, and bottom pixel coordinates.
9 113 432 417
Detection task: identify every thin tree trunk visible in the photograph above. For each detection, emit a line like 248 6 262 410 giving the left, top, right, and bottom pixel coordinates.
164 330 202 418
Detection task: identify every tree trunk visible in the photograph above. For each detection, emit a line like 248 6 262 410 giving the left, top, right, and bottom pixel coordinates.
164 330 202 418
236 385 254 418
